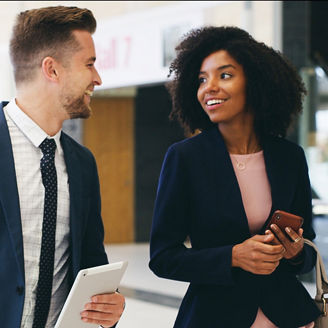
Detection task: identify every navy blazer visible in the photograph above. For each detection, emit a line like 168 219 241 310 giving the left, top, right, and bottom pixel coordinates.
149 127 321 327
0 102 108 327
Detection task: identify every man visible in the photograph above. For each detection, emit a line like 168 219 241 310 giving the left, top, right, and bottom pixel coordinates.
0 6 125 328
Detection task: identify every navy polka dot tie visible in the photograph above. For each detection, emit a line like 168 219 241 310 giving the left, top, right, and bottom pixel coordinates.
33 138 57 328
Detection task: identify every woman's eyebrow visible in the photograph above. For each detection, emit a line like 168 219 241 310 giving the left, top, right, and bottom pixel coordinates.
217 64 236 70
199 64 236 74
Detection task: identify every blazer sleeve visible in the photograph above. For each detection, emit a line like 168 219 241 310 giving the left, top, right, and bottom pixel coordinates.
80 153 108 269
278 147 316 275
149 145 236 286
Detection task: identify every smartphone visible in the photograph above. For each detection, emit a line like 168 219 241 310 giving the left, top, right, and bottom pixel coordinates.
266 210 304 233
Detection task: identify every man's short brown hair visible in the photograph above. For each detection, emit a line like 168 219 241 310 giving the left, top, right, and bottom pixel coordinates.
10 6 97 85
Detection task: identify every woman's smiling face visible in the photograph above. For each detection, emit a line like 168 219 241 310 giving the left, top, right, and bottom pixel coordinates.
197 50 249 126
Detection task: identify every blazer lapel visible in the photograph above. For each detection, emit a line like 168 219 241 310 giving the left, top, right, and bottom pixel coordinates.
60 133 83 275
0 102 25 278
261 137 298 231
204 127 251 239
263 138 295 209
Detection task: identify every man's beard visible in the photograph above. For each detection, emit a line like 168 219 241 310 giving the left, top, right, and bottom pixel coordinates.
62 93 91 119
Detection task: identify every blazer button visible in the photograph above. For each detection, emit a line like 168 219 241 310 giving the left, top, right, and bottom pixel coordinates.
16 286 24 295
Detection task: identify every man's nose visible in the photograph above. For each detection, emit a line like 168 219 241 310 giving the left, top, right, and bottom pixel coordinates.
93 67 102 86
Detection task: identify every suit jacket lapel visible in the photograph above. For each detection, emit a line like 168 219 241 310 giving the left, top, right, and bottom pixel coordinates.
205 127 251 240
60 133 83 275
261 137 297 229
263 140 280 214
0 102 25 278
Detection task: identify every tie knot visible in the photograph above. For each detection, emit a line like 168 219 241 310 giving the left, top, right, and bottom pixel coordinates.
39 138 56 156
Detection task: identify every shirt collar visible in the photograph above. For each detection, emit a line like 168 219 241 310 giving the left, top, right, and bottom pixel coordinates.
5 98 63 155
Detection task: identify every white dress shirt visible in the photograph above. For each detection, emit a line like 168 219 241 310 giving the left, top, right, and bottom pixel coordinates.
4 99 70 328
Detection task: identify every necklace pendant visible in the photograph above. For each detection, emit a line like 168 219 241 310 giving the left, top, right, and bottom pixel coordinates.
237 162 246 170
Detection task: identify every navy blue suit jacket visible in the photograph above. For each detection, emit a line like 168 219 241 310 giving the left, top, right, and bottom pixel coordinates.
149 127 321 327
0 102 108 327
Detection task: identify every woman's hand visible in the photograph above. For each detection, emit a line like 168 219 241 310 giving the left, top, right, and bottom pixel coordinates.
268 224 304 260
232 233 285 275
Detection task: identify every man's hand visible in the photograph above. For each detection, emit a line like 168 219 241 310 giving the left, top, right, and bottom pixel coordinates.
232 233 285 275
81 292 125 327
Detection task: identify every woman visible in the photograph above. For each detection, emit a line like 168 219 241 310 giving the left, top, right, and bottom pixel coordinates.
149 26 321 327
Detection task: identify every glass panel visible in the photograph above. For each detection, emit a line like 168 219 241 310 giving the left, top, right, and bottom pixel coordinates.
306 66 328 275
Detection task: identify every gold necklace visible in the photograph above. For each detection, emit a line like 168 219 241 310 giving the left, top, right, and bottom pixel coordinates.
230 151 261 171
233 157 246 170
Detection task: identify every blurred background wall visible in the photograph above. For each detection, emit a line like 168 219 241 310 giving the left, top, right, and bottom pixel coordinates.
1 1 328 244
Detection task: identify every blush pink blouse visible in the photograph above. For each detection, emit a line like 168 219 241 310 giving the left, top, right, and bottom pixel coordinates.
230 151 314 328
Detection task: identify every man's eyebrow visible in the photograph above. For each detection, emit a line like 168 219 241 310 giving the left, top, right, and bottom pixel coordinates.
199 64 236 74
86 56 96 62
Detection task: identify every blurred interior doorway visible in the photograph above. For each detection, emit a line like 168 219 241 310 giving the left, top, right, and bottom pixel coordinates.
84 97 135 243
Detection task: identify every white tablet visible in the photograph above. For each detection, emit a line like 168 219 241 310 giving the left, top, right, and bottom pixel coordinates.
55 261 128 328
